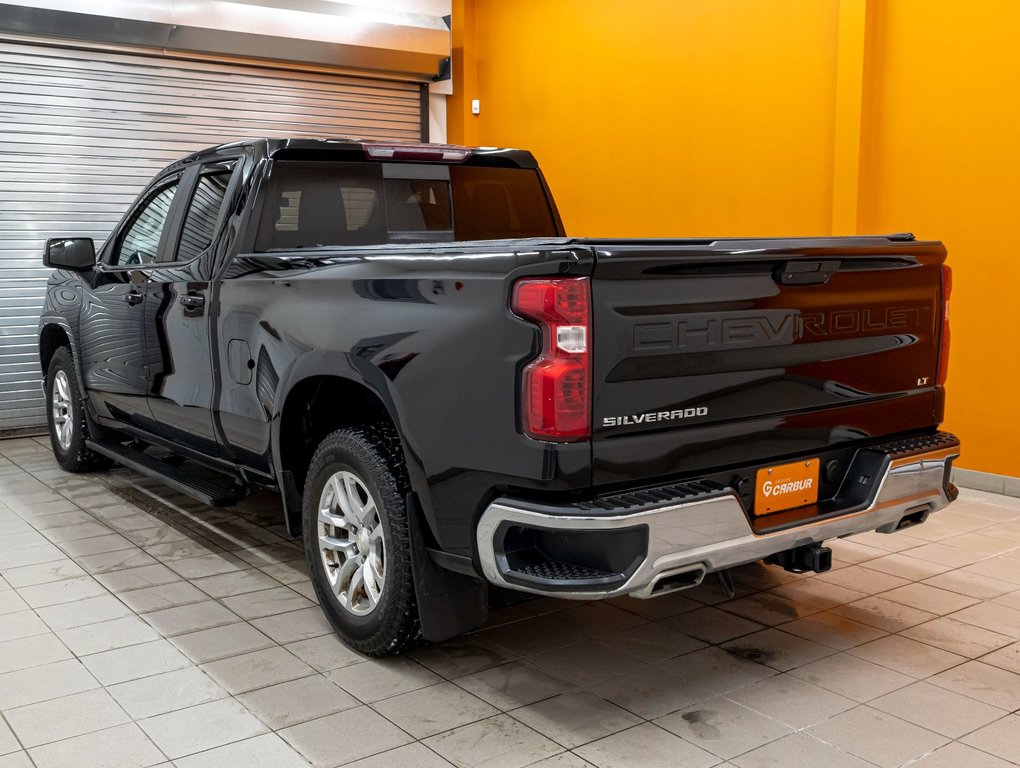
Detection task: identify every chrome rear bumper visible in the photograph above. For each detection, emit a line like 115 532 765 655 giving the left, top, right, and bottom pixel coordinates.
476 434 960 599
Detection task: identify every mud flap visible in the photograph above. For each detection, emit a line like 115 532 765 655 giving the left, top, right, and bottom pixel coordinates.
281 470 303 537
407 493 488 642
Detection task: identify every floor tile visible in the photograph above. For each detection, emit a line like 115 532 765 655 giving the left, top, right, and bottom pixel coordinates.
0 609 49 642
871 680 1006 738
27 723 164 768
830 596 936 632
15 575 109 608
663 606 765 645
5 688 130 748
907 542 988 567
343 742 455 768
588 664 710 720
962 714 1020 764
280 706 412 767
108 666 228 718
529 640 646 686
950 601 1020 639
219 586 313 619
573 722 718 768
0 719 18 757
328 657 442 704
732 731 877 768
807 705 949 768
719 593 819 626
472 613 585 657
36 594 132 630
200 645 313 694
721 628 836 671
250 606 333 643
0 658 99 710
58 533 137 558
595 620 707 663
655 696 792 760
925 568 1020 598
861 553 952 581
168 621 275 664
94 564 181 593
779 611 886 650
374 681 499 739
141 600 239 636
424 714 559 768
980 640 1020 674
662 646 777 698
238 674 359 729
174 732 311 768
80 638 192 685
285 633 367 672
163 552 248 579
789 652 914 702
930 660 1020 710
908 741 1015 768
511 691 639 750
0 559 86 588
847 634 967 678
118 581 208 613
0 633 72 674
58 615 160 655
816 565 910 595
191 568 281 598
901 616 1014 658
881 582 981 615
726 674 855 729
138 698 268 759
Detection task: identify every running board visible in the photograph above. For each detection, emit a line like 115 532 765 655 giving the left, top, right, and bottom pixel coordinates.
86 440 245 507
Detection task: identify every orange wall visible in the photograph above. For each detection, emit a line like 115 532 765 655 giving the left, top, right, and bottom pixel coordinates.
856 2 1020 476
449 0 1020 477
450 0 841 236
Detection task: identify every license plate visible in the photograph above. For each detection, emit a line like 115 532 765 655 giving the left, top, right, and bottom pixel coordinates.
754 458 820 515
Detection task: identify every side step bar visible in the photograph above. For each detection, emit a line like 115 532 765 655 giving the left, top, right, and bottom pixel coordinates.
86 440 245 507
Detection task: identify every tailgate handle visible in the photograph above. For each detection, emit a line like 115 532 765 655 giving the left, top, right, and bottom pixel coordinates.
774 260 840 285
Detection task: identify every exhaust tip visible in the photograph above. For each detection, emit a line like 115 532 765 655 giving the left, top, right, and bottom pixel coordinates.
640 564 707 598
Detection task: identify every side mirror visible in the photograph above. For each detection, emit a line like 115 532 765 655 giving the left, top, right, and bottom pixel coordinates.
44 238 96 271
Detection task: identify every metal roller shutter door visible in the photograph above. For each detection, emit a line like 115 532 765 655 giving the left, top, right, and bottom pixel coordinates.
0 39 425 431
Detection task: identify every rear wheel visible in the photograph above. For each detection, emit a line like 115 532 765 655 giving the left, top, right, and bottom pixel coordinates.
45 347 112 473
302 426 420 656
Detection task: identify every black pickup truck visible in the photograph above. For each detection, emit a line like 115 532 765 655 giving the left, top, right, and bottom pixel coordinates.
39 138 959 655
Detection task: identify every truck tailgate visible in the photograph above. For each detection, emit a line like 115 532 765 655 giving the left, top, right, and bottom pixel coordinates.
587 237 948 487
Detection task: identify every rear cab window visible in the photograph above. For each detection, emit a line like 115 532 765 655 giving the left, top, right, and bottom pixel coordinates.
255 160 557 251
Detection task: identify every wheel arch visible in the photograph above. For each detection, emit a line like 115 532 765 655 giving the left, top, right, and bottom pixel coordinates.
39 321 72 376
270 351 429 537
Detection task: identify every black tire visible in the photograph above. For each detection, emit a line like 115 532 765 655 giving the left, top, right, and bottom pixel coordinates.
302 425 420 656
45 347 112 473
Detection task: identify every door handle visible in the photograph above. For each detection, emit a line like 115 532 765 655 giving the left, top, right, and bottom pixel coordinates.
125 292 143 305
180 292 206 309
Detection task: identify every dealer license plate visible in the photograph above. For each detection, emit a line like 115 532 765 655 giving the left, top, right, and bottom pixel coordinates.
754 458 820 515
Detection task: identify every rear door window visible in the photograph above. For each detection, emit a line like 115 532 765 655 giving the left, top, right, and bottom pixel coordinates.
171 165 235 263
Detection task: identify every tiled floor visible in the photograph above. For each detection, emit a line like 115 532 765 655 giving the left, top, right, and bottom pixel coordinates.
1 436 1020 768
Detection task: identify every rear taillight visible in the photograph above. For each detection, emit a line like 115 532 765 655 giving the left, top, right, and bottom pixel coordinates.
511 277 591 441
937 264 952 386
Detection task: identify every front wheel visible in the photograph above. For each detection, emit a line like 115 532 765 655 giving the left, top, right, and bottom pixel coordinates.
45 347 112 473
302 426 420 656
